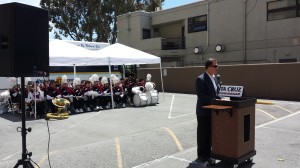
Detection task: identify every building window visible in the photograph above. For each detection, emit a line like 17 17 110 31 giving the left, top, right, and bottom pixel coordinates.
142 29 151 39
188 15 207 33
267 0 299 21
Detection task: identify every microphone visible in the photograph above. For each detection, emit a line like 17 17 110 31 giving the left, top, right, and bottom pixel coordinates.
216 74 222 96
216 74 222 85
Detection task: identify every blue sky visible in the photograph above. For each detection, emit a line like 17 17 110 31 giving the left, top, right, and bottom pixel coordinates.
163 0 198 9
0 0 199 39
0 0 199 8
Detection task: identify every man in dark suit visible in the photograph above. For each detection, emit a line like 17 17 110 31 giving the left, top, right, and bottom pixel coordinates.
195 58 220 165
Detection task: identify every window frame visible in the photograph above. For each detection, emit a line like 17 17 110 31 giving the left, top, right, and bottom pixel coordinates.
188 15 207 33
267 0 300 21
142 28 151 39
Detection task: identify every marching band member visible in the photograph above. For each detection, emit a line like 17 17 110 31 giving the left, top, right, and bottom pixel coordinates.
25 77 34 104
72 77 84 113
9 78 21 110
33 82 47 118
123 77 135 105
144 74 159 106
41 81 49 93
81 80 86 88
59 75 73 99
90 74 104 110
137 78 146 87
145 74 156 91
112 76 127 108
82 81 92 112
46 81 61 113
59 75 73 114
131 78 146 95
101 76 112 109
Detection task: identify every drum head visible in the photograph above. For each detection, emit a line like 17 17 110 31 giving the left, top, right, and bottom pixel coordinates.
133 94 141 107
145 91 151 105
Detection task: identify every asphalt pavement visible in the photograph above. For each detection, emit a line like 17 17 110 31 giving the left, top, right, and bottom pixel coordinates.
0 93 299 168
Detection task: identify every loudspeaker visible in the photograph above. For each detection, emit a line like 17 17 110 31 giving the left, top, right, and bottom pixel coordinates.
0 2 49 77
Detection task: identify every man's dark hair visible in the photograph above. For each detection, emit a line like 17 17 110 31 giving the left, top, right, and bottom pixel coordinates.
205 58 216 70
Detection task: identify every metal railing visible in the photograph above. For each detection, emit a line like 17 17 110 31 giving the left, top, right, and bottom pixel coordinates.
161 38 185 50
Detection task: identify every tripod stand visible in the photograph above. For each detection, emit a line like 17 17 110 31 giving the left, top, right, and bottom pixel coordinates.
14 76 34 168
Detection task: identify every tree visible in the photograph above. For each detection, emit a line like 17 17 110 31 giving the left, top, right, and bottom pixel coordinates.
40 0 164 43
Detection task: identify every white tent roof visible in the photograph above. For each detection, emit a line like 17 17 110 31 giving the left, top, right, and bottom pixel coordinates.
49 40 104 66
94 43 161 65
49 41 160 66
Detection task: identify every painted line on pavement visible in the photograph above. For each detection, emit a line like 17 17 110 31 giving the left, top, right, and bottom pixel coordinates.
168 155 192 163
168 95 175 119
273 105 293 113
163 127 183 151
256 110 300 128
35 151 54 168
132 147 201 168
168 94 194 119
115 137 123 168
169 113 195 119
132 156 169 168
256 109 277 120
262 126 300 134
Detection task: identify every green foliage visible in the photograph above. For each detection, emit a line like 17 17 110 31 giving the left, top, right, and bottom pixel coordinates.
40 0 164 43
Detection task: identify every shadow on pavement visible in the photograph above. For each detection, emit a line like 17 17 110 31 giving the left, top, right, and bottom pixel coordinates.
187 158 255 168
0 113 40 122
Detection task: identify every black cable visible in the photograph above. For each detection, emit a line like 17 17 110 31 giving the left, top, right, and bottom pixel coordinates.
30 158 40 168
46 120 52 168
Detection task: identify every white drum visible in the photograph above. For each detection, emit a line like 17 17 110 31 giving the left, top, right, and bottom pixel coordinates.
132 86 144 95
133 93 147 107
146 90 159 105
145 91 151 105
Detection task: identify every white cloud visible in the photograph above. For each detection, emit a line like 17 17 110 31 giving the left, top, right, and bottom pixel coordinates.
0 0 40 7
0 0 65 40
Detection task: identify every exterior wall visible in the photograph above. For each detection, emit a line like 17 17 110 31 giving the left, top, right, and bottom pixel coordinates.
117 12 151 49
117 0 300 66
137 63 300 101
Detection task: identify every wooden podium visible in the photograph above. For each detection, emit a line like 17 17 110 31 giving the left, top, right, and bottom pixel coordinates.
203 97 256 167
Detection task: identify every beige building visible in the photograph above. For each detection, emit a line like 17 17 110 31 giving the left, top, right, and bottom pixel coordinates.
117 0 300 67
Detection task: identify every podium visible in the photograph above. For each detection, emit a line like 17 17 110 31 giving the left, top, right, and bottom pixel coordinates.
203 97 256 167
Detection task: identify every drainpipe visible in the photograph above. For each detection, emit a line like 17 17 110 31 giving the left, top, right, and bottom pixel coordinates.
127 13 131 32
200 0 211 65
243 0 247 64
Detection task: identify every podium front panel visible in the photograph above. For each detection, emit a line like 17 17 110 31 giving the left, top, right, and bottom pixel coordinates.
211 106 255 159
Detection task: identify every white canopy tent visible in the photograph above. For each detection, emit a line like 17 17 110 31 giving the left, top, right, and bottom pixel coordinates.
49 39 103 66
93 43 165 108
49 40 164 109
94 43 161 65
49 39 107 79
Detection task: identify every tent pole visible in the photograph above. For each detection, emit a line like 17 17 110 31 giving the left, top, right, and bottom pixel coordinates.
123 64 125 78
159 62 165 101
73 64 76 79
109 58 114 109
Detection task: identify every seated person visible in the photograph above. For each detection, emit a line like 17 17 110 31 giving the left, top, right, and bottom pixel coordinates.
72 77 84 113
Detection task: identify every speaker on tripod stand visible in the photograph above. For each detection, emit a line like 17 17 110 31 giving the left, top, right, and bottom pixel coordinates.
0 2 49 167
0 2 49 77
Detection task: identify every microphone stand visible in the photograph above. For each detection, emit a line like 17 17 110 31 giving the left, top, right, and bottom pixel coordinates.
14 76 34 168
216 74 222 96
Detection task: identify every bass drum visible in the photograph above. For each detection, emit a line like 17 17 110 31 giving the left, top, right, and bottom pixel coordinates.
133 93 147 107
146 90 159 105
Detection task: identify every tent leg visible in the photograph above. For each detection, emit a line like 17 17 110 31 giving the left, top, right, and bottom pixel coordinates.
109 59 114 109
160 62 165 101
